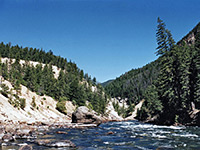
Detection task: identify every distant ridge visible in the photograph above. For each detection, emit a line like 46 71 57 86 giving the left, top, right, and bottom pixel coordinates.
101 79 114 87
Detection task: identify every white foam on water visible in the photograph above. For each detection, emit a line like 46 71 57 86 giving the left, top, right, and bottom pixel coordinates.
135 145 151 150
18 143 28 146
131 135 136 138
51 142 71 147
151 133 167 139
114 142 127 145
105 127 120 130
154 130 171 134
121 123 184 131
103 142 109 145
172 133 198 138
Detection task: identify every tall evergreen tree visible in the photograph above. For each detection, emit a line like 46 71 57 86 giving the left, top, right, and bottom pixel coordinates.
156 17 168 56
193 29 200 107
155 18 177 124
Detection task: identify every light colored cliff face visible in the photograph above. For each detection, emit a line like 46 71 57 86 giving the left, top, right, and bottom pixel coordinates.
1 58 61 79
184 32 195 45
125 99 144 120
105 98 127 121
105 100 123 121
0 76 122 123
0 58 122 123
0 77 73 124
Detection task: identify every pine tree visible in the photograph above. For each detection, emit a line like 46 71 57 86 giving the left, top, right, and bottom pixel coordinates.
193 29 200 108
178 44 191 110
156 17 168 56
155 18 177 124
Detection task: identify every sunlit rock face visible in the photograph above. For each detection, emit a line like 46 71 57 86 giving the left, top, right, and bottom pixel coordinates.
72 106 102 125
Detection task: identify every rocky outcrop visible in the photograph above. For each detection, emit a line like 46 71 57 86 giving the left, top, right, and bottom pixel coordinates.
187 103 200 126
190 111 200 126
125 100 144 120
0 76 72 124
177 22 200 45
72 106 103 125
105 98 124 121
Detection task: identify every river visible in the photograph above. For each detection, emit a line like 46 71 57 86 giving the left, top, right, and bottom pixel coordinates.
3 120 200 150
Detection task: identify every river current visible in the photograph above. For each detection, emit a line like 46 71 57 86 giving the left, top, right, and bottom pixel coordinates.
4 120 200 150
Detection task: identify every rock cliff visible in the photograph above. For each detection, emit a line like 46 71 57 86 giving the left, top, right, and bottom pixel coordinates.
0 76 72 124
0 75 121 124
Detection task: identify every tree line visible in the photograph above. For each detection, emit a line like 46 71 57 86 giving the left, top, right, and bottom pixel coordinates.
105 19 200 125
105 60 159 104
137 19 200 125
0 42 107 115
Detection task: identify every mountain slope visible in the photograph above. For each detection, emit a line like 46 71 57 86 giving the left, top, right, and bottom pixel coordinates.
105 22 200 104
105 60 159 104
101 79 114 87
0 42 123 123
105 21 200 126
0 42 108 117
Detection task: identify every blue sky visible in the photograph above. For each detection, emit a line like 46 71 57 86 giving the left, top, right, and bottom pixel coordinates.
0 0 200 82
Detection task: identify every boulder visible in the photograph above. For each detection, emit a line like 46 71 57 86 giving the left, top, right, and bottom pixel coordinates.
16 128 32 137
2 134 14 142
72 106 102 125
0 127 5 140
18 145 33 150
107 131 114 135
56 131 68 134
5 125 15 133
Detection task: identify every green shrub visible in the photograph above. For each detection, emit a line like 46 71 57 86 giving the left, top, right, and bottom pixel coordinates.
19 98 26 110
56 101 67 115
0 84 9 98
59 96 68 101
31 96 36 108
72 100 77 106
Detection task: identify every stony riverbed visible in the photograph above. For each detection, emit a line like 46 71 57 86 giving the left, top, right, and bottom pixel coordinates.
1 120 200 150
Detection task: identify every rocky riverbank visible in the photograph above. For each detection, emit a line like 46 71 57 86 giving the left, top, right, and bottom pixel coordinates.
0 119 102 149
0 105 124 149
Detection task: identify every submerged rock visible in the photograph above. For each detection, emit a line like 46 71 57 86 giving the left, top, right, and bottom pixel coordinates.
107 131 114 135
2 134 15 142
18 145 33 150
72 106 102 125
56 131 68 134
35 139 75 147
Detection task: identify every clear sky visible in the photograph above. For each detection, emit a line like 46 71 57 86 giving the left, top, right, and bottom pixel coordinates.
0 0 200 82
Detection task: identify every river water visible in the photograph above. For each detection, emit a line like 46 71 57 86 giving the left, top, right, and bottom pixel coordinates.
4 120 200 150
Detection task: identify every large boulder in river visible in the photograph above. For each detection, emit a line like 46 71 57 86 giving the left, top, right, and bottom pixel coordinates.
72 106 102 125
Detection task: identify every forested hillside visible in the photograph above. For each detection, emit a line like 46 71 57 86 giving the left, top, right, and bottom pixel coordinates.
145 19 200 125
0 43 107 114
101 80 114 87
105 19 200 125
105 57 159 104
